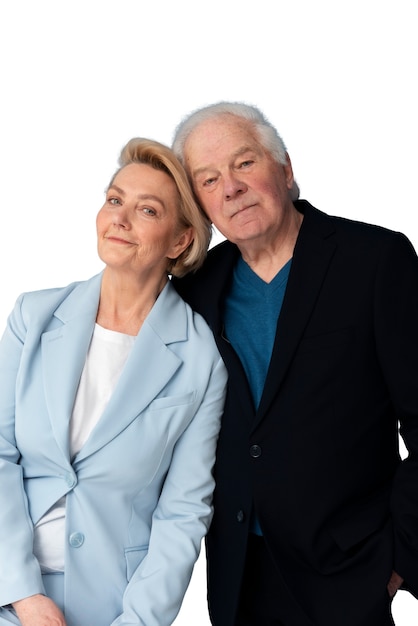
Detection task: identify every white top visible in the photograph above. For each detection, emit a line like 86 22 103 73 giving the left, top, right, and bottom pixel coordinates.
33 324 135 573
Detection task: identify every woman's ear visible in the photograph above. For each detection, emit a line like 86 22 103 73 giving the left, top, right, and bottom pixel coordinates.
168 227 194 259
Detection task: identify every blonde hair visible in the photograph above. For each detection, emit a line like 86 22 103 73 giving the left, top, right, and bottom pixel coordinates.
113 138 212 276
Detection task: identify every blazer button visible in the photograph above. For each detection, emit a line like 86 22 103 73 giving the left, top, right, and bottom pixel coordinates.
65 473 77 488
236 510 245 523
250 444 261 458
69 532 85 548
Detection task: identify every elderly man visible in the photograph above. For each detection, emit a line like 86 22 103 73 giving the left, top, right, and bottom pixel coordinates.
171 102 418 626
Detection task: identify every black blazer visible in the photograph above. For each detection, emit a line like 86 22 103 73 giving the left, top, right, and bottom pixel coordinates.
173 201 418 626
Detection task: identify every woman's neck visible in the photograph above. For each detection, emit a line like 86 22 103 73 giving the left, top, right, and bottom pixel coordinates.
96 268 168 335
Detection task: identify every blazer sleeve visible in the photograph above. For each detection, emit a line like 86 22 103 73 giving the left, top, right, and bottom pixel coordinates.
0 295 45 606
110 353 227 626
373 232 418 594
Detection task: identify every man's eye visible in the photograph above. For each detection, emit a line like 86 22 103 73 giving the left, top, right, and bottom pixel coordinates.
240 160 253 168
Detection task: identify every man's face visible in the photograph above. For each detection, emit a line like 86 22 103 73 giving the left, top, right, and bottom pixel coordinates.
183 115 295 248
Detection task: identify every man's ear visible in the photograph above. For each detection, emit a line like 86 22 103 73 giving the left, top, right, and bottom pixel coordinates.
284 153 295 191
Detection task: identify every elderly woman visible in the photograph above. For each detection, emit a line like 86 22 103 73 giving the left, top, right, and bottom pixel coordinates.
0 139 227 626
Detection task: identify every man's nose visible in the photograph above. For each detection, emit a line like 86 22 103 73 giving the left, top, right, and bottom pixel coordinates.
224 173 247 200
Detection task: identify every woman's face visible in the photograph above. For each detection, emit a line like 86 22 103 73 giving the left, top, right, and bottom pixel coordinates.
97 163 192 278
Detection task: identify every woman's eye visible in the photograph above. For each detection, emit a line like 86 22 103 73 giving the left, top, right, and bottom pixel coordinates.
143 207 157 216
204 178 216 187
108 197 121 206
240 160 253 168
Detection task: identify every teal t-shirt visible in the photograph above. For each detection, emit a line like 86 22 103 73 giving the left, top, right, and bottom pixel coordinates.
224 256 291 408
224 255 291 535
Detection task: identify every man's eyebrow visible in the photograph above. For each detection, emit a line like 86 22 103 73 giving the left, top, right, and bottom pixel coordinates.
192 146 258 178
192 165 215 178
232 146 258 159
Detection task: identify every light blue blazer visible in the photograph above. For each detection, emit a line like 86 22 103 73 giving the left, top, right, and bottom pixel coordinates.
0 273 227 626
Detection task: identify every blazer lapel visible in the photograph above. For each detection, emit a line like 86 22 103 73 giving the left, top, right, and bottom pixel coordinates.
42 274 102 458
256 204 337 425
74 281 186 462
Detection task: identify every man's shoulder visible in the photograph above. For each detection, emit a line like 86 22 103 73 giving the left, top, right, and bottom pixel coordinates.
298 199 411 246
203 238 238 269
172 240 238 316
178 240 236 284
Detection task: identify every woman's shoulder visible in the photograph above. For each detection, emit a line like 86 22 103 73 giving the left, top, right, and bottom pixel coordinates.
18 274 97 305
11 273 102 327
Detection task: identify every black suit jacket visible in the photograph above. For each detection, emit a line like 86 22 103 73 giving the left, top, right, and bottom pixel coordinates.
173 201 418 626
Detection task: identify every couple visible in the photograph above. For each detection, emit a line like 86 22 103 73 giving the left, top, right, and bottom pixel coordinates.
1 102 418 626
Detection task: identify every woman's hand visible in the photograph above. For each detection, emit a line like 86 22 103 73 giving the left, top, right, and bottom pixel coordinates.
12 594 67 626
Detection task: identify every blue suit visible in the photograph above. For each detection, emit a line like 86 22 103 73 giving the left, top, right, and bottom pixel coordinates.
0 273 227 626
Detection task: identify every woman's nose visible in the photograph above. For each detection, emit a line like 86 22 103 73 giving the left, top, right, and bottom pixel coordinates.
112 204 130 227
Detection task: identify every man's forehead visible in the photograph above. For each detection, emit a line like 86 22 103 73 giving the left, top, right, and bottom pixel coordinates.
190 114 253 139
185 117 262 165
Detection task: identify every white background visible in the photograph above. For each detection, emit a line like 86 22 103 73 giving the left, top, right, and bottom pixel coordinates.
1 1 417 623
